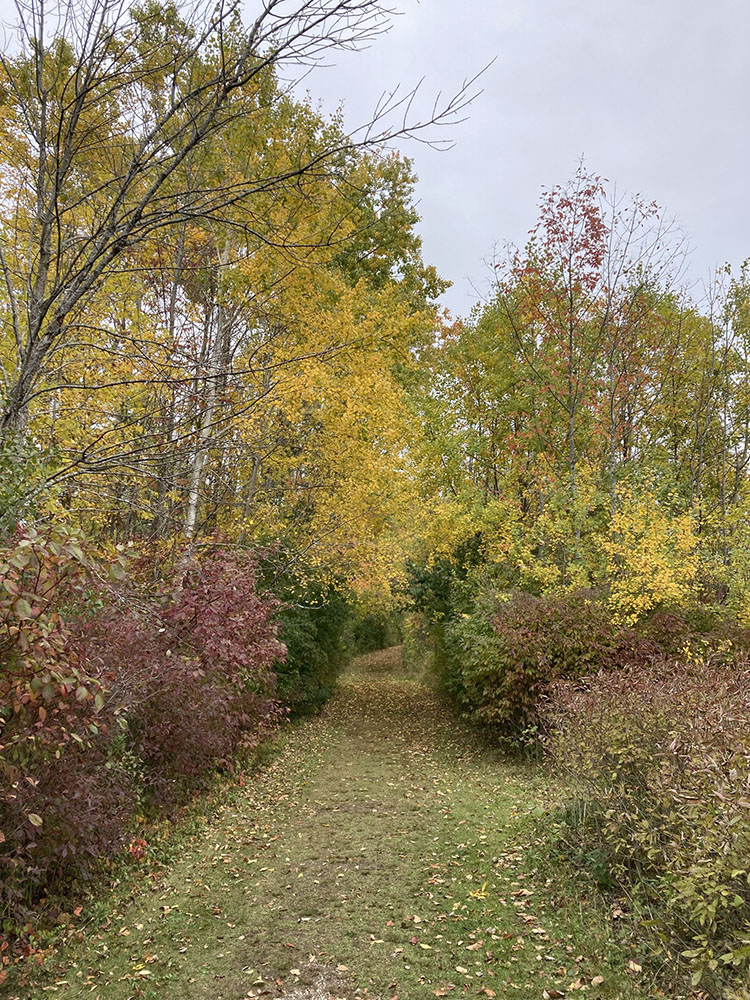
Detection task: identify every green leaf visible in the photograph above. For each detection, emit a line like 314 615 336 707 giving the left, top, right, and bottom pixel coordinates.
108 562 127 582
14 597 33 619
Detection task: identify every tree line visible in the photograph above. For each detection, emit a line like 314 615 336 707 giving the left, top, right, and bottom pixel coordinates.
417 167 750 622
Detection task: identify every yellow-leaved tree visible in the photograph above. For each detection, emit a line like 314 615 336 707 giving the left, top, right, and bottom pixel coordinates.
602 489 699 625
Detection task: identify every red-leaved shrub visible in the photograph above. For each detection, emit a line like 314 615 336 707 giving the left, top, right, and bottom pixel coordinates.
0 533 285 958
544 655 750 995
0 529 121 915
445 589 649 734
444 586 750 738
83 550 285 800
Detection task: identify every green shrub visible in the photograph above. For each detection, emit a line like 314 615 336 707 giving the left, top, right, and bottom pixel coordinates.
349 609 401 654
405 538 485 697
277 588 349 715
0 438 54 536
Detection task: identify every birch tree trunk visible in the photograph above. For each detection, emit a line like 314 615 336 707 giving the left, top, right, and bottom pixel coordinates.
184 247 230 539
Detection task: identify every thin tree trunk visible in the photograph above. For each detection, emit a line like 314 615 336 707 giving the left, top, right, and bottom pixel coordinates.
184 245 230 538
185 305 222 538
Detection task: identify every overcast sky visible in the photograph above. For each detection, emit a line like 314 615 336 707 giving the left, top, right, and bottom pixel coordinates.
297 0 750 316
1 0 748 317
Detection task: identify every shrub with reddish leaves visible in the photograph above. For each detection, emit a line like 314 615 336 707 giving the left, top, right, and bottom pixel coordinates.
0 535 285 954
443 586 750 738
110 550 284 799
545 656 750 995
445 588 645 735
0 528 126 935
167 550 284 695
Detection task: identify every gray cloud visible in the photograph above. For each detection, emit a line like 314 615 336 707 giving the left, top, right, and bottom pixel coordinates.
301 0 750 315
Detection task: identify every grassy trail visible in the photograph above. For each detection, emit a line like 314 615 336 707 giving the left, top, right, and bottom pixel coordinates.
21 649 646 1000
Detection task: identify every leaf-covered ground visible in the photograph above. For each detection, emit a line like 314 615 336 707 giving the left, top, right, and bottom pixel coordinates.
16 649 650 1000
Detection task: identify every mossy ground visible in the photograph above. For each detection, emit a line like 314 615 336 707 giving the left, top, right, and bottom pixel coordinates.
12 648 651 1000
